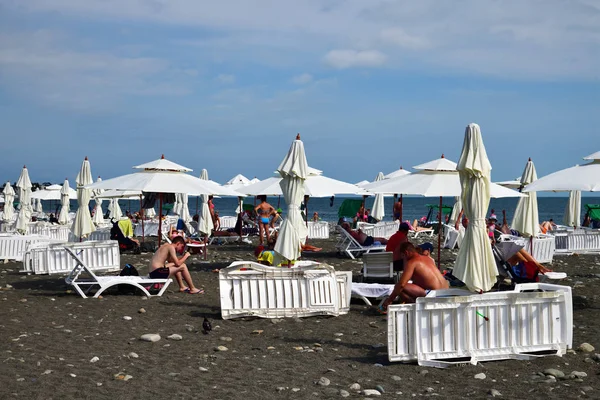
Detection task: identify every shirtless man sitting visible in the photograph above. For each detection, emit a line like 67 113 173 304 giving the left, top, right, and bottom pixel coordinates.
382 242 448 306
149 236 203 294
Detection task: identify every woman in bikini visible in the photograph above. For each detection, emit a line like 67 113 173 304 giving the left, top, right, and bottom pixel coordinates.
254 195 275 245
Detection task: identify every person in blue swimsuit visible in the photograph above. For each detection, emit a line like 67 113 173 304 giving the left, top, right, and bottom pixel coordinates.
254 195 276 245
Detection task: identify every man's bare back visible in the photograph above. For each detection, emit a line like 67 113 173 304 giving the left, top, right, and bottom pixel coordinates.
405 253 448 290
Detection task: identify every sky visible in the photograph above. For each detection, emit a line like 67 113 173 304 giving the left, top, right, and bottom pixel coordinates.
0 0 599 188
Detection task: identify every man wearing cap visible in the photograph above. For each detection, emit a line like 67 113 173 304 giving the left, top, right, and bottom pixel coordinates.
416 242 434 260
386 222 410 271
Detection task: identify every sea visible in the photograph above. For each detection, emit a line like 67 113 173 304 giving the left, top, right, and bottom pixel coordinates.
47 195 600 225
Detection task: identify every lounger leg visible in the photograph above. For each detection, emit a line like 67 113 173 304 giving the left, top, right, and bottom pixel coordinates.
156 279 172 296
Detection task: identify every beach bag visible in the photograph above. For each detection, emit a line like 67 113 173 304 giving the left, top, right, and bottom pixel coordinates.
118 264 139 294
140 242 156 253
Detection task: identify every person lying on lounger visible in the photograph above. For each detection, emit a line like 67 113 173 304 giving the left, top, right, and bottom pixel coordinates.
341 222 388 245
149 236 203 294
382 242 448 306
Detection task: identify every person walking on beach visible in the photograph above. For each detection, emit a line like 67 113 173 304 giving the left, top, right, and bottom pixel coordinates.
382 242 448 306
149 236 203 294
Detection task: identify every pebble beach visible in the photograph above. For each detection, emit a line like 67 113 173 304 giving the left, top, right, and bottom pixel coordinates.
1 236 599 399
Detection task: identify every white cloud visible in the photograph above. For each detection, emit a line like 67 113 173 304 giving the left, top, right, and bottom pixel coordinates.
3 1 600 80
323 49 387 69
380 28 430 49
216 74 236 84
291 73 313 85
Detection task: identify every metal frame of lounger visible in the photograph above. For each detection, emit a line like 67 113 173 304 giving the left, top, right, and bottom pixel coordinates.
64 247 172 298
335 226 386 259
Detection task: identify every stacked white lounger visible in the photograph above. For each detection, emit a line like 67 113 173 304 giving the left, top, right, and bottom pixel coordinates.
219 261 351 319
552 227 600 255
387 283 572 367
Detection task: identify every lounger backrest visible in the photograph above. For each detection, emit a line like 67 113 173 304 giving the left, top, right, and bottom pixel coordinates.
337 226 361 247
362 252 394 279
64 247 99 284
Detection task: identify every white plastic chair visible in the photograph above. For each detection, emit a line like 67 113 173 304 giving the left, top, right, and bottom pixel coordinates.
358 251 398 283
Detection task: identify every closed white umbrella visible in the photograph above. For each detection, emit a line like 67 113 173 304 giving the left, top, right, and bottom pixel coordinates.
511 158 539 237
563 190 581 228
449 196 462 225
72 157 96 239
274 134 309 263
198 169 214 235
15 166 33 233
58 179 71 225
92 177 105 225
108 198 123 220
2 181 15 221
371 172 385 221
145 207 156 218
34 197 43 213
179 193 192 223
453 123 497 293
173 193 182 216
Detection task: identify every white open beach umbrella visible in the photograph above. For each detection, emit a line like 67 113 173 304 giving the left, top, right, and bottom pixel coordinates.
72 157 96 239
511 158 539 237
274 134 309 263
355 180 370 188
198 169 214 235
384 166 410 180
92 177 105 225
58 179 71 225
453 123 497 293
15 166 33 233
226 174 250 186
524 151 600 193
2 181 15 221
86 155 239 245
495 178 522 189
108 198 123 220
371 172 385 221
563 190 581 228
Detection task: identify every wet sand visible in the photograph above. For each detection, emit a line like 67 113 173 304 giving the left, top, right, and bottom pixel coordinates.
1 235 599 399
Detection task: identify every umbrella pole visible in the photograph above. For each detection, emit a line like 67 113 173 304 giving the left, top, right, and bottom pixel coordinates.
400 194 403 222
277 195 281 208
437 196 442 270
140 194 145 243
393 194 397 221
304 195 309 227
158 193 163 247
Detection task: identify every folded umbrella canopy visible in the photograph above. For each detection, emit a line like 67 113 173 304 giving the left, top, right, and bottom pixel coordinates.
92 177 105 225
563 190 581 228
197 169 214 236
15 166 33 233
2 181 15 222
72 157 96 239
511 158 539 237
274 134 309 263
58 179 71 225
371 172 385 221
452 123 497 293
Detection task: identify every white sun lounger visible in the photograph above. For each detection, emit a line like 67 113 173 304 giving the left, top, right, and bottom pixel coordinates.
64 247 172 298
351 282 395 306
219 260 351 319
335 226 386 259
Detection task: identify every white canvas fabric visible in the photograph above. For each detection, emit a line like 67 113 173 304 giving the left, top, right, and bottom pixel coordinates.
371 172 385 221
225 174 250 185
92 177 105 225
511 159 540 237
449 196 462 225
365 157 524 198
72 158 96 239
34 197 43 213
145 207 156 218
2 181 15 221
15 167 33 233
242 174 366 197
198 169 214 235
58 179 71 225
173 193 182 216
180 193 192 223
524 159 600 192
108 198 123 220
384 167 410 180
563 190 581 227
453 123 497 293
274 136 309 262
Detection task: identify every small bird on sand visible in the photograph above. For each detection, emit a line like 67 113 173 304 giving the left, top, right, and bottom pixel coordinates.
202 317 212 334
